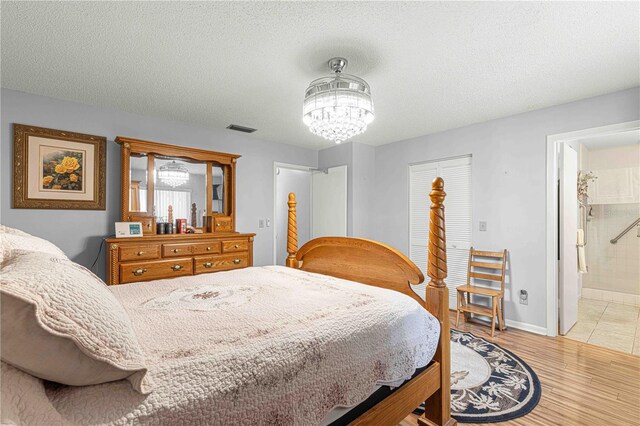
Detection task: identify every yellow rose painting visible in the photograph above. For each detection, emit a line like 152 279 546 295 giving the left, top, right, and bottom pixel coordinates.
42 149 83 191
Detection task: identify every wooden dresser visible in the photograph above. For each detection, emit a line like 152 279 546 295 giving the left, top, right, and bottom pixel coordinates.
106 233 254 285
107 136 255 285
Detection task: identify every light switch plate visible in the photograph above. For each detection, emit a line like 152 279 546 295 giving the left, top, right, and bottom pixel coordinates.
259 219 265 228
266 219 271 227
479 221 487 231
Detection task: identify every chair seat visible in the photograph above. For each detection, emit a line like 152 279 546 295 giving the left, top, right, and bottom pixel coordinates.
456 284 503 297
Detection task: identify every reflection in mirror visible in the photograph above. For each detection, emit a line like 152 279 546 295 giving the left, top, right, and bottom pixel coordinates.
212 166 224 214
154 157 208 227
129 154 148 212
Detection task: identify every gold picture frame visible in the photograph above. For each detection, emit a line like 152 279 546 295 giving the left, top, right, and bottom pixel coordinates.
13 123 106 210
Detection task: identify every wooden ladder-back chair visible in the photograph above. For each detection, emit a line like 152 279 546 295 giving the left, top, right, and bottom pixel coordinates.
456 248 507 337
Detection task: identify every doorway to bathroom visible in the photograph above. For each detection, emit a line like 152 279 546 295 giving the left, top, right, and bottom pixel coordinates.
547 121 640 355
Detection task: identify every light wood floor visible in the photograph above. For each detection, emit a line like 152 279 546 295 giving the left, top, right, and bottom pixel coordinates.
401 312 640 426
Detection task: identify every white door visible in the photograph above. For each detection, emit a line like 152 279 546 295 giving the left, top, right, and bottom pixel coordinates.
274 167 311 265
559 143 579 335
409 156 472 308
311 165 347 238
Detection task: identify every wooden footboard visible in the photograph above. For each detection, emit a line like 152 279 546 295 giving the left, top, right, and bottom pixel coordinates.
286 178 455 426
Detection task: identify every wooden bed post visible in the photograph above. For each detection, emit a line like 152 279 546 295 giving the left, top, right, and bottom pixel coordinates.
286 192 298 268
420 177 456 426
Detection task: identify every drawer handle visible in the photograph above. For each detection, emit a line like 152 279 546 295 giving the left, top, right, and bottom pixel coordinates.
206 247 212 251
172 249 179 253
216 223 222 227
203 262 213 268
132 268 147 276
233 244 239 249
171 264 183 271
136 251 145 256
233 259 241 265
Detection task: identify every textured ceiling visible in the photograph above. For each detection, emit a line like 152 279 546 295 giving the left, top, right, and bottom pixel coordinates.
2 2 639 150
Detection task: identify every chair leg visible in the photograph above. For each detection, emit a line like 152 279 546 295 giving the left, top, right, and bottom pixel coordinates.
465 292 471 321
501 297 506 331
497 298 504 331
456 291 461 327
490 297 496 338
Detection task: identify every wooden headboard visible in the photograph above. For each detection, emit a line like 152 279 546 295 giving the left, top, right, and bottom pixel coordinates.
295 236 425 305
285 177 449 309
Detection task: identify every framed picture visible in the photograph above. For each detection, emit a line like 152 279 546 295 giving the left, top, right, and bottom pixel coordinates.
13 124 106 210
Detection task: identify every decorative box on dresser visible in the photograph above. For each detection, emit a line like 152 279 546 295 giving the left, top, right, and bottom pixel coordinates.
107 136 255 285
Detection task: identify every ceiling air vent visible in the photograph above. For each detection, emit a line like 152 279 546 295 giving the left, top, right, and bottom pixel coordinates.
226 124 257 133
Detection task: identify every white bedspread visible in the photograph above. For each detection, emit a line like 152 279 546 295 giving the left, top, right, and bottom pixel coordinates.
1 266 440 425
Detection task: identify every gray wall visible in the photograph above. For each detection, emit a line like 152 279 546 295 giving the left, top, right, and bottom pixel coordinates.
0 89 317 279
371 87 640 330
352 142 376 239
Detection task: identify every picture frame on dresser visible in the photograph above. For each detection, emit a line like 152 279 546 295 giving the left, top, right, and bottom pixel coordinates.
12 123 106 210
107 136 255 285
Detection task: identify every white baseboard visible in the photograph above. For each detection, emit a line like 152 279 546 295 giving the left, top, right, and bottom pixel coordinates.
505 319 547 336
460 314 548 336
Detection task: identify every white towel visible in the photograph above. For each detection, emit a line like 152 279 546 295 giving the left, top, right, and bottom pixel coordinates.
577 229 588 273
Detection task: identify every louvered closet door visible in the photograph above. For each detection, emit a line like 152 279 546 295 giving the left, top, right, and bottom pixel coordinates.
409 156 472 308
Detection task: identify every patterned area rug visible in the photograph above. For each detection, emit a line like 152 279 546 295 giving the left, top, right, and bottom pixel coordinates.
414 329 541 423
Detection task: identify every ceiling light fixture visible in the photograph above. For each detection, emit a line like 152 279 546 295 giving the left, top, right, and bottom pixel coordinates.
158 160 189 188
303 57 374 144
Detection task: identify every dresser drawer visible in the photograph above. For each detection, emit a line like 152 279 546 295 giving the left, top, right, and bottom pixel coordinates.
191 241 221 256
194 253 249 274
214 217 233 232
221 240 248 253
162 243 193 257
118 244 160 262
120 258 193 284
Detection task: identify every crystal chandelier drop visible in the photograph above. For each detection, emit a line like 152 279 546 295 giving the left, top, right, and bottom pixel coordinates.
303 57 374 144
158 161 189 188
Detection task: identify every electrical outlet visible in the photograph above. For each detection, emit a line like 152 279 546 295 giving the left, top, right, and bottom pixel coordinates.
266 219 271 227
519 290 528 305
479 221 487 231
259 219 264 228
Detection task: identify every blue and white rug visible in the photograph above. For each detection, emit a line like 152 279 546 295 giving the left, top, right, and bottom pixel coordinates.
415 330 541 423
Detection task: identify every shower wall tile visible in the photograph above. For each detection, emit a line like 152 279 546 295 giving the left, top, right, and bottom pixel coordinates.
583 203 640 298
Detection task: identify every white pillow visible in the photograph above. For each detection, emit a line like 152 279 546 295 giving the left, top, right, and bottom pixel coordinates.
0 251 153 394
0 225 67 263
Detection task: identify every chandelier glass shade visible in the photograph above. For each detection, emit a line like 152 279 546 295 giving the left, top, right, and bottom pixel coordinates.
158 161 189 188
303 58 374 144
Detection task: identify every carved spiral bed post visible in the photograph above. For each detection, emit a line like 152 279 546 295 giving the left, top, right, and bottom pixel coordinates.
286 192 299 268
420 177 456 426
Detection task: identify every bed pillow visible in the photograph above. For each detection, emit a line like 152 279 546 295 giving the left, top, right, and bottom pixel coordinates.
0 251 153 394
0 225 67 262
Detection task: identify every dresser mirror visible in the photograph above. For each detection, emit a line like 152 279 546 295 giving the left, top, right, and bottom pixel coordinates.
129 154 148 213
117 136 238 235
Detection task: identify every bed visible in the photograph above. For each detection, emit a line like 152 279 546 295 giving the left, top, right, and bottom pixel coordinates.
0 178 454 426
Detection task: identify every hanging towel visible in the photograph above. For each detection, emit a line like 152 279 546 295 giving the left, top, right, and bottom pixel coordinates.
577 229 588 273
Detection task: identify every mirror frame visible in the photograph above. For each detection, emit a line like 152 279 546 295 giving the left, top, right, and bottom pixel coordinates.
115 136 240 235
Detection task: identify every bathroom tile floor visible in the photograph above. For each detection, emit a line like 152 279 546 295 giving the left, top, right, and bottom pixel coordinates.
565 298 640 355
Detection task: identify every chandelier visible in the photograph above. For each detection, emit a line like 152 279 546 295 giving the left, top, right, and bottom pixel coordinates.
158 161 189 188
303 57 374 144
